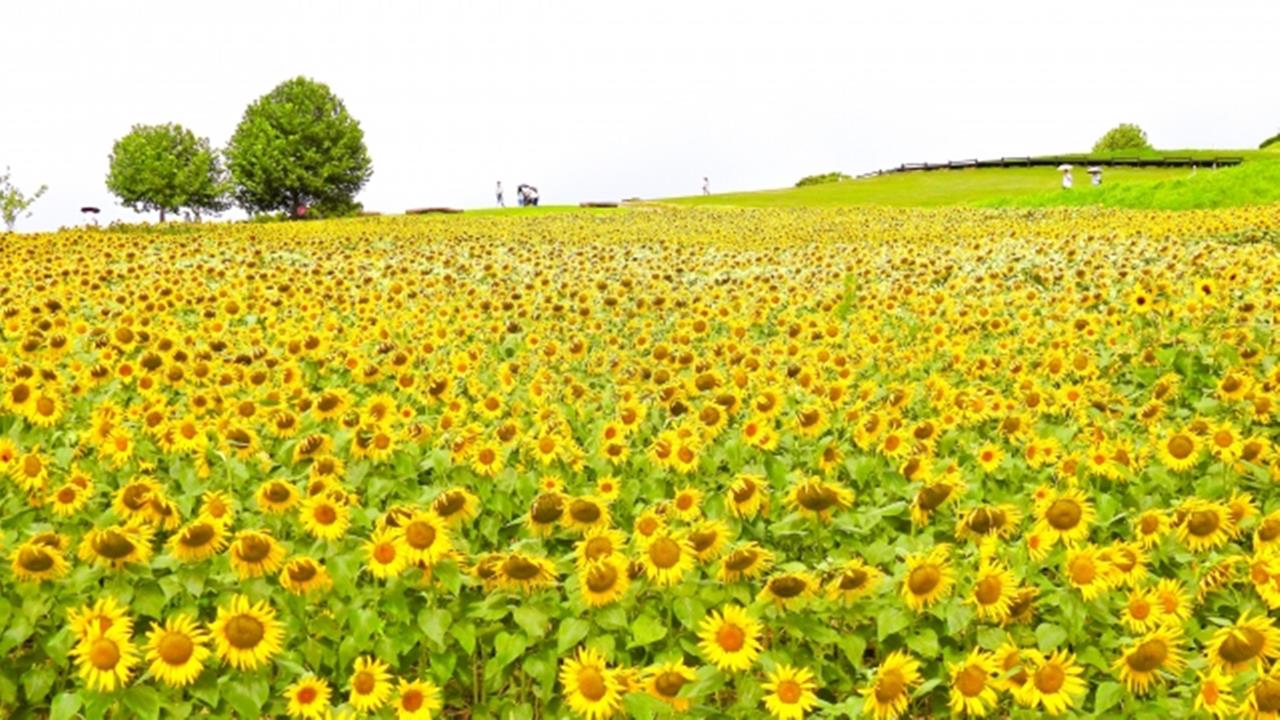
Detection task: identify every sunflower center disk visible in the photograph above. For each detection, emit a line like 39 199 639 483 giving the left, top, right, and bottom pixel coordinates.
225 615 265 649
1046 499 1082 530
874 669 905 703
89 638 121 670
908 565 941 594
158 632 195 665
353 671 376 695
956 666 987 697
776 679 803 704
576 666 608 701
648 539 682 569
1219 628 1264 664
1125 639 1168 672
655 672 687 697
716 624 745 652
1034 663 1066 693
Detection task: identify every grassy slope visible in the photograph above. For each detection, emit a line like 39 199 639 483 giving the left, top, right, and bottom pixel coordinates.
664 148 1279 209
991 157 1280 210
667 166 1191 208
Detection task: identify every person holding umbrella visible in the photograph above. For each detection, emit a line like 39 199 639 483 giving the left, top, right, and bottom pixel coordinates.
1058 163 1073 190
1087 166 1103 186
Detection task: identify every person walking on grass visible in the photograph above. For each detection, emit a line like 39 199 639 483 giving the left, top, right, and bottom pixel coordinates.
702 177 710 195
496 180 504 207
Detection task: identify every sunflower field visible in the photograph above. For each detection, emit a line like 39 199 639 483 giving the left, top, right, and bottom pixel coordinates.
3 205 1280 719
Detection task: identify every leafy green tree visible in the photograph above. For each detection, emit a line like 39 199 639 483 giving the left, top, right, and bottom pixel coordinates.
226 76 372 218
106 123 229 222
1261 131 1280 149
1092 123 1152 153
1 167 48 231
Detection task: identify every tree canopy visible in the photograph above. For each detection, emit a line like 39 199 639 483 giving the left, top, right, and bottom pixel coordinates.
226 76 372 218
106 123 228 222
1092 123 1152 153
1 167 48 232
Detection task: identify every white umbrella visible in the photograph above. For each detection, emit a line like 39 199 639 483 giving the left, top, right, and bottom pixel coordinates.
1057 164 1073 172
1086 166 1102 174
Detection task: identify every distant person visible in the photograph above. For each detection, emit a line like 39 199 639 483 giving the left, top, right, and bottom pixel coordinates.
1061 168 1073 190
702 177 710 195
1088 166 1103 186
527 186 539 207
496 180 504 207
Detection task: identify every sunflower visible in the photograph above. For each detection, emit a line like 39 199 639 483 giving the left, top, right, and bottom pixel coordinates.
78 522 154 570
276 557 330 596
1207 610 1280 673
1156 427 1202 472
1195 667 1239 719
954 503 1022 542
527 492 566 536
576 528 627 569
392 678 443 720
198 489 236 524
559 646 623 720
762 664 819 720
579 555 630 607
349 655 394 712
757 570 819 610
784 475 854 523
1176 499 1232 552
11 446 50 493
256 479 301 514
1100 541 1147 587
68 596 132 643
910 477 965 526
1120 586 1161 633
1114 626 1185 695
1013 650 1086 716
397 511 452 567
1064 545 1114 600
72 627 139 692
668 485 704 521
469 441 505 477
112 476 159 522
493 551 559 593
10 539 70 582
144 614 210 687
168 518 229 562
284 675 332 719
209 594 285 670
639 530 695 587
948 649 999 717
902 545 954 612
631 508 665 542
643 661 697 712
1033 487 1094 547
826 557 883 603
969 560 1018 622
48 481 90 517
1132 509 1169 548
593 474 621 502
228 530 286 579
364 527 407 580
563 496 611 533
861 650 921 720
1246 662 1280 718
992 640 1030 694
299 494 350 541
431 487 480 526
687 519 731 562
698 605 763 672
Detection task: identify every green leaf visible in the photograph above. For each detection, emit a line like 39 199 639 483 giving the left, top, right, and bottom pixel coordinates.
418 607 452 648
50 692 82 720
494 631 529 669
945 602 975 635
434 560 463 594
976 626 1007 651
1094 681 1124 714
1035 622 1068 652
121 685 162 720
907 628 939 657
557 617 592 654
513 605 549 639
624 692 668 720
20 665 55 704
877 606 912 641
630 613 669 647
450 620 477 654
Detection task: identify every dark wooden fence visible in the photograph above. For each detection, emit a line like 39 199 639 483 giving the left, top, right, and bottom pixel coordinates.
855 155 1243 179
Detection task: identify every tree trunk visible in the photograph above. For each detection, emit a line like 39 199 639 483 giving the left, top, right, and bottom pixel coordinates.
159 208 166 223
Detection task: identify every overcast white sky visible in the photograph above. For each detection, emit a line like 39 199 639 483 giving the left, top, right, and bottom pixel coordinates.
3 0 1278 230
